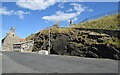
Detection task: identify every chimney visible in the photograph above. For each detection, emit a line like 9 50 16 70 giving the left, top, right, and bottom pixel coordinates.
10 27 15 32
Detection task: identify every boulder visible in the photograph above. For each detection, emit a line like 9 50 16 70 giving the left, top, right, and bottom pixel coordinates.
39 50 48 55
52 34 69 55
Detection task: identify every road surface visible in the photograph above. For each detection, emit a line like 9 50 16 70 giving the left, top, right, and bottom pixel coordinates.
0 51 2 74
1 51 118 73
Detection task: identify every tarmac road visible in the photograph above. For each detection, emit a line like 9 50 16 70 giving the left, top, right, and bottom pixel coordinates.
2 51 118 73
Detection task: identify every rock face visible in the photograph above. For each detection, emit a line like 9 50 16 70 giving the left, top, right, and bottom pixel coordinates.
31 28 120 60
52 34 69 55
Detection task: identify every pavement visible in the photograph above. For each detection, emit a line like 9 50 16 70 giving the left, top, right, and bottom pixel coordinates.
0 51 2 75
1 51 119 73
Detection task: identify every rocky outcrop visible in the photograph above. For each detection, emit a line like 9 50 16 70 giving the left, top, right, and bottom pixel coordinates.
31 28 120 60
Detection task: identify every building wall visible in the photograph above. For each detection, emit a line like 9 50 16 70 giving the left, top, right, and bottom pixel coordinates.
13 40 34 52
21 41 34 51
2 28 20 51
13 44 21 51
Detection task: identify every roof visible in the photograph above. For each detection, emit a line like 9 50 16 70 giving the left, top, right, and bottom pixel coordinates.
2 27 20 43
14 40 34 45
2 32 10 43
20 39 26 41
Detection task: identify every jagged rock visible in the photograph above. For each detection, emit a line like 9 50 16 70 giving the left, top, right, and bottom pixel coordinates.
88 32 110 39
97 38 105 43
86 51 99 58
31 28 120 60
71 50 83 56
92 44 120 60
52 34 69 55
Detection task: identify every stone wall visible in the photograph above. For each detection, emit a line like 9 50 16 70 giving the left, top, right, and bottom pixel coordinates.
2 27 20 51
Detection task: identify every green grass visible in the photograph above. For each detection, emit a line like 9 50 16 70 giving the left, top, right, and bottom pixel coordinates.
25 13 120 49
71 13 120 30
38 27 77 34
69 42 84 47
104 37 120 48
26 34 35 40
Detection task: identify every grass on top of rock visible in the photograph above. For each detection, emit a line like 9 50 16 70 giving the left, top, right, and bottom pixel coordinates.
25 27 77 40
104 37 120 48
26 34 35 40
69 42 84 47
71 13 120 30
26 27 120 49
37 27 77 35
